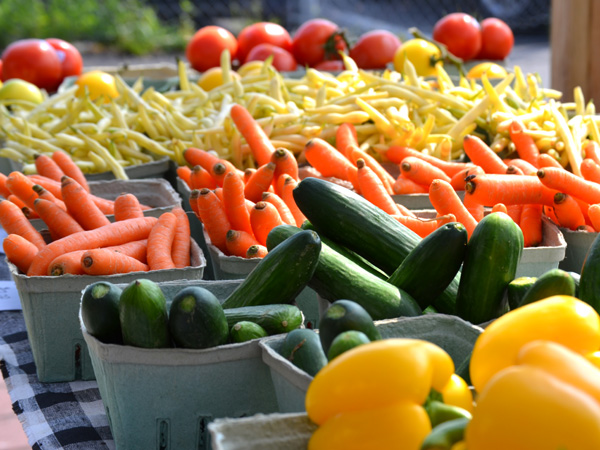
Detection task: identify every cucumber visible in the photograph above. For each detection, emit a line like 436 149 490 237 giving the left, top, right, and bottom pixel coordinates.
280 328 327 376
424 400 472 427
387 222 467 309
318 299 381 355
507 277 537 310
456 212 524 324
229 321 268 343
432 272 461 315
267 224 422 320
568 271 580 298
81 281 123 344
421 417 470 450
168 286 229 349
577 232 600 313
119 279 171 348
221 230 321 309
327 330 370 361
292 177 421 274
224 304 303 335
519 268 576 307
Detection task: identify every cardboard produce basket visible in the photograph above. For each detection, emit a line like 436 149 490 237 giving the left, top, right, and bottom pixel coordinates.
8 212 206 383
81 279 281 450
392 190 465 210
558 227 597 274
260 314 483 413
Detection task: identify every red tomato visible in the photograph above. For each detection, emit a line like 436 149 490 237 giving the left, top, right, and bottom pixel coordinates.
476 18 514 60
292 18 348 67
46 38 83 78
245 43 298 72
186 26 238 73
349 30 401 69
237 22 293 64
313 60 345 72
432 13 482 61
1 39 62 91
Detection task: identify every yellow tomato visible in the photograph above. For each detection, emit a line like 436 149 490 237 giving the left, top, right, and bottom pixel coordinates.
75 70 119 101
197 67 241 91
0 79 44 104
393 39 441 77
467 62 508 80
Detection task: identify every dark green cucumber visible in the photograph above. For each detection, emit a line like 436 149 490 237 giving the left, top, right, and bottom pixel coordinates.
267 224 422 320
224 304 303 335
507 276 537 310
327 330 370 361
519 268 576 307
421 417 470 450
423 305 439 314
577 233 600 313
387 222 468 309
568 271 580 298
119 279 171 348
432 272 461 315
229 321 268 343
318 299 381 355
456 212 524 324
81 281 123 344
292 177 421 274
280 328 327 376
168 286 229 349
221 230 321 309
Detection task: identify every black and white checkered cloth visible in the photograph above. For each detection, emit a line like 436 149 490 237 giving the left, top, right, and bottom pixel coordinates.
0 312 115 449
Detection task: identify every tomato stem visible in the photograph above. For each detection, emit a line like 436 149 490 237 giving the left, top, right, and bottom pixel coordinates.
409 27 466 78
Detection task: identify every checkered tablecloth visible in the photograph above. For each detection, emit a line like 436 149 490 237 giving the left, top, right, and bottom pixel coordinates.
0 311 115 449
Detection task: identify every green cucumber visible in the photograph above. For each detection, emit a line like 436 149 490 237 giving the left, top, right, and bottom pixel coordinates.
507 277 537 310
568 271 580 298
81 281 123 344
318 299 381 355
519 268 576 307
224 304 303 335
456 212 524 324
432 272 461 315
421 417 470 450
267 224 422 320
577 233 600 312
424 400 472 427
221 230 321 309
327 330 370 361
168 286 229 349
229 321 268 343
280 328 327 376
119 279 171 348
387 222 467 309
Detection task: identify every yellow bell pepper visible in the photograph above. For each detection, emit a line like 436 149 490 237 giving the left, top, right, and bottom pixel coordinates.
469 295 600 392
586 350 600 369
440 373 474 414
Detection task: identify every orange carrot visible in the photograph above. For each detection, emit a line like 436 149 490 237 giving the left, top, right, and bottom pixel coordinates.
574 196 592 225
196 188 230 253
176 165 192 188
90 195 116 215
391 214 438 238
491 203 508 214
250 201 283 246
230 103 276 166
113 193 144 221
171 207 191 269
395 203 417 218
0 198 47 250
537 167 600 205
0 173 10 198
184 147 221 172
385 146 474 178
33 198 84 240
509 120 540 167
21 205 39 220
584 141 600 166
436 213 457 227
345 165 361 194
61 176 111 230
400 156 452 187
543 205 559 226
271 148 299 182
304 138 355 180
536 153 563 169
552 192 586 230
105 239 148 264
3 234 39 274
27 216 158 276
52 150 90 192
262 192 296 226
520 204 543 247
588 204 600 232
27 175 63 199
223 170 254 236
7 194 27 211
244 168 256 185
350 146 396 194
6 171 38 210
463 190 484 222
429 179 478 238
82 249 149 275
212 159 243 188
246 244 268 258
225 229 261 258
147 212 177 271
336 122 358 159
356 158 399 215
190 164 217 190
32 184 67 210
280 175 306 227
392 175 428 195
465 174 557 206
34 153 65 182
244 162 276 203
463 135 509 174
580 158 600 184
189 189 200 217
505 204 523 224
505 165 524 176
504 158 538 176
214 186 224 204
450 165 485 191
48 250 87 276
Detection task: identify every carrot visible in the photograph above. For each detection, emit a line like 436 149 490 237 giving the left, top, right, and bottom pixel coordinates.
429 178 478 238
463 135 509 174
20 205 39 220
400 156 452 187
105 239 148 263
250 201 284 246
304 138 355 180
491 203 508 214
395 203 417 217
176 165 192 189
111 193 143 222
32 184 67 210
27 175 63 199
520 204 543 247
230 103 276 166
246 244 268 259
543 205 559 226
212 159 243 188
48 250 87 276
583 141 600 166
271 148 299 182
196 188 230 253
536 153 563 169
190 164 217 190
356 158 399 215
244 168 256 185
0 173 10 198
34 153 65 182
506 204 524 224
503 158 538 175
385 146 474 178
147 212 177 271
52 150 90 192
82 249 149 275
33 198 84 240
552 192 586 230
245 198 255 213
588 204 600 232
436 213 457 227
244 162 276 203
505 165 524 176
27 216 158 276
465 174 557 206
225 229 261 258
579 224 596 232
183 147 221 172
7 194 27 211
391 214 438 238
6 171 38 210
170 207 191 269
189 189 200 217
61 176 111 230
214 186 224 203
463 190 484 222
574 196 592 225
0 198 47 250
336 122 359 159
90 195 116 215
580 158 600 184
392 175 428 195
3 234 39 274
280 175 306 227
350 146 396 194
509 120 540 167
450 165 485 191
537 167 600 205
345 165 361 194
262 192 296 226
